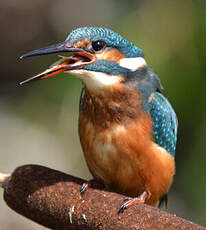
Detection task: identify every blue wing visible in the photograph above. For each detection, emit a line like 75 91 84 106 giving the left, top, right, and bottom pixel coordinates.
149 92 178 157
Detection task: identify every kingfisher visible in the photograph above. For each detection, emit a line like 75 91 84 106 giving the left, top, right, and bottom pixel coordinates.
20 27 178 212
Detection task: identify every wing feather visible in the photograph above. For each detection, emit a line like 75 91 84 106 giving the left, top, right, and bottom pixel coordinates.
149 92 178 156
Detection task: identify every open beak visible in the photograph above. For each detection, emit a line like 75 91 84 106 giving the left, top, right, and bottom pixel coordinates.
19 41 95 85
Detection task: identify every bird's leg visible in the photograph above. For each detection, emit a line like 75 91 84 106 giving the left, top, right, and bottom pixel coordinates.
80 178 105 195
118 191 151 214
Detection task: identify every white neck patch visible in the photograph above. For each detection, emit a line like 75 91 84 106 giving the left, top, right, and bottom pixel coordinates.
119 57 147 71
69 69 121 91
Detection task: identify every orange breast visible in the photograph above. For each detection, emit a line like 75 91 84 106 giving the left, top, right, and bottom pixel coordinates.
79 87 175 206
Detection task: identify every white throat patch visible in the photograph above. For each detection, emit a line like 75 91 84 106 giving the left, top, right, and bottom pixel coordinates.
119 57 146 71
69 69 121 91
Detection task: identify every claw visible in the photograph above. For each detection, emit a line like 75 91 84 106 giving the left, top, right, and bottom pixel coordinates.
118 203 127 214
118 191 151 214
80 179 104 196
80 183 89 195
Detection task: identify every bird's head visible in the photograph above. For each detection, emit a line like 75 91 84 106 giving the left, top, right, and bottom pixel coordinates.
20 27 147 93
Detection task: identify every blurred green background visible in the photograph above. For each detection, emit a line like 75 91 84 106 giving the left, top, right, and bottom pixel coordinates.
0 0 206 229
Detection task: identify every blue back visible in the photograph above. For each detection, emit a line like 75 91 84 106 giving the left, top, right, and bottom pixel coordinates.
149 92 178 156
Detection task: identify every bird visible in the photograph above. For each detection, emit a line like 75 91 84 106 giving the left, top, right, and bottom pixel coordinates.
20 27 178 212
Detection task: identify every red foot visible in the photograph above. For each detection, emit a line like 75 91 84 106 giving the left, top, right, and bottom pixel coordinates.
80 179 104 195
118 191 151 214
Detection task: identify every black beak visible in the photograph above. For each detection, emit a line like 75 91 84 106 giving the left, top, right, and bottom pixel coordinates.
20 41 87 59
19 41 95 85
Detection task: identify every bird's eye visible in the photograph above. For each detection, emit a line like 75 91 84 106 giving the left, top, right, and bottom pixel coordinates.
92 40 106 52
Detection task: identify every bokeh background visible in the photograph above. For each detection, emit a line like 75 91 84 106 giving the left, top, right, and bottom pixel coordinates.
0 0 206 229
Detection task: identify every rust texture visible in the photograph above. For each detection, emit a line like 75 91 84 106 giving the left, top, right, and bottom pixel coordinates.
3 164 206 230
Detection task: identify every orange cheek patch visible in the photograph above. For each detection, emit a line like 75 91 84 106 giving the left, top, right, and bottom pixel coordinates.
96 49 125 62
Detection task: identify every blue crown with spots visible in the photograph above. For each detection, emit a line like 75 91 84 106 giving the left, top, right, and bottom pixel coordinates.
66 27 144 58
